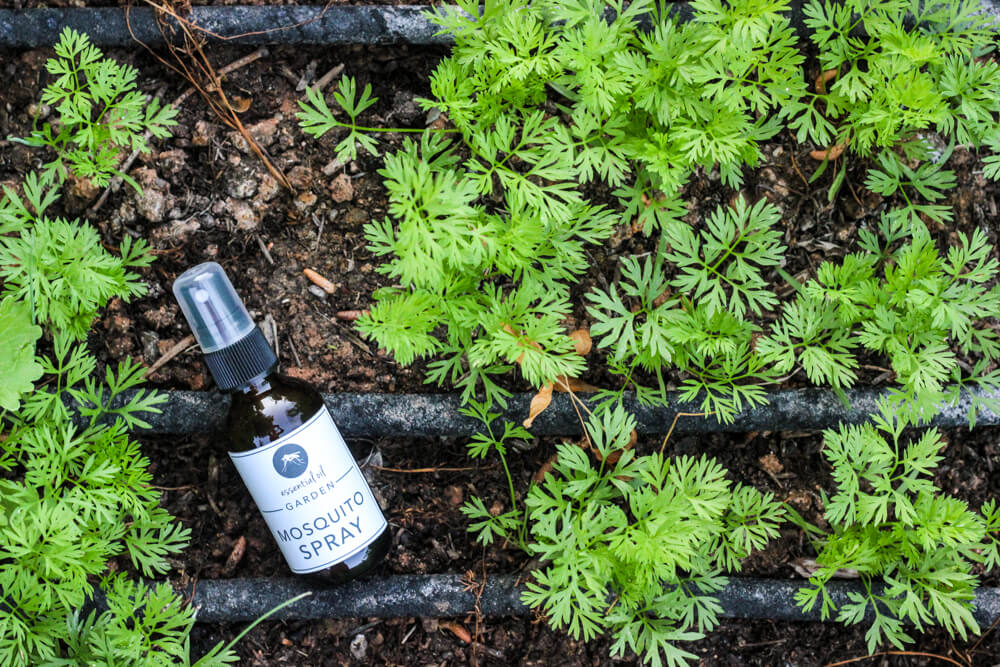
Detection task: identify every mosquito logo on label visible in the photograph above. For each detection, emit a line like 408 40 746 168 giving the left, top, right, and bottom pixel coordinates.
273 443 309 479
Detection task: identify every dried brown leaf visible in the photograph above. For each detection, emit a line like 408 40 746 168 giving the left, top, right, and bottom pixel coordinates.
439 621 473 644
810 142 846 161
335 309 370 321
231 95 252 113
503 323 542 366
814 68 838 94
569 328 592 356
523 382 553 429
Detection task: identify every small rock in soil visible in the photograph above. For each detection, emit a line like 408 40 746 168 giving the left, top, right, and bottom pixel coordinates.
362 449 383 486
835 222 856 242
143 305 175 329
136 188 168 223
103 312 134 358
191 120 219 147
321 158 344 176
63 175 99 213
349 634 367 660
255 173 281 203
140 330 159 363
329 173 354 203
307 284 329 300
117 201 137 224
445 485 464 506
390 89 422 126
26 102 50 121
759 453 784 474
345 207 367 225
759 167 790 201
231 117 280 152
294 191 318 212
221 197 260 232
226 166 258 199
785 489 813 512
278 149 301 168
131 167 171 223
151 218 200 244
156 149 187 175
288 165 314 191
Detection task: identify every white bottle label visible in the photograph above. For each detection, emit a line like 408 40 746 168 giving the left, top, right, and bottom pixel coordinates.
228 407 387 574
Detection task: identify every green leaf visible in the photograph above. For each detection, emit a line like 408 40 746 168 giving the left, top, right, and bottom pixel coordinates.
0 297 44 411
665 197 785 319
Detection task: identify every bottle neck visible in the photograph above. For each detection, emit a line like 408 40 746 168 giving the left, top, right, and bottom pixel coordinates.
204 326 278 391
234 361 280 396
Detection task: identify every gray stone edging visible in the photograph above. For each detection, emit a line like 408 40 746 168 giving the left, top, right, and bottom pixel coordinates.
181 574 1000 625
125 386 999 436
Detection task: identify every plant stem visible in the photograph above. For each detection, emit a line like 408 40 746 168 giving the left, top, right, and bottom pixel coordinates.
499 449 517 513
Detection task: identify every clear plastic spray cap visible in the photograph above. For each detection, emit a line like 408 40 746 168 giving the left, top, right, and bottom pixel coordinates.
173 262 255 353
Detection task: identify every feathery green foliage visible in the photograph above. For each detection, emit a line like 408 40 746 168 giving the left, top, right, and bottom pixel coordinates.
792 400 1000 653
0 215 152 340
762 214 1000 424
12 27 177 189
458 400 532 548
355 129 615 407
298 75 380 162
587 198 784 422
298 0 803 408
787 0 1000 205
296 1 1000 660
300 0 1000 427
786 0 1000 156
522 406 783 667
0 299 44 413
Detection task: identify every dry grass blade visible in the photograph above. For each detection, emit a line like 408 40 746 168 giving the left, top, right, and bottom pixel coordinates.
823 650 967 667
659 411 713 455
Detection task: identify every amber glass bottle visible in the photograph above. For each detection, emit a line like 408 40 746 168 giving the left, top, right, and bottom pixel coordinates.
174 262 389 582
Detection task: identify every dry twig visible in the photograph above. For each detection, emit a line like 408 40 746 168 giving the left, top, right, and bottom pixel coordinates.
371 465 495 474
304 268 337 294
129 2 292 189
144 334 196 378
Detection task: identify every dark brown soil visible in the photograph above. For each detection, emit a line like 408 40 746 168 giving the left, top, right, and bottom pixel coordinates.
1 31 999 667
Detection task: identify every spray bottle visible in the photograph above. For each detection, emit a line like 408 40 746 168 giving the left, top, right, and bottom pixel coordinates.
173 262 390 581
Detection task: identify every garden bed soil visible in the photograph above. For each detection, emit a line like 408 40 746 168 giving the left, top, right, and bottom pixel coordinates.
161 424 1000 665
1 34 1000 667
